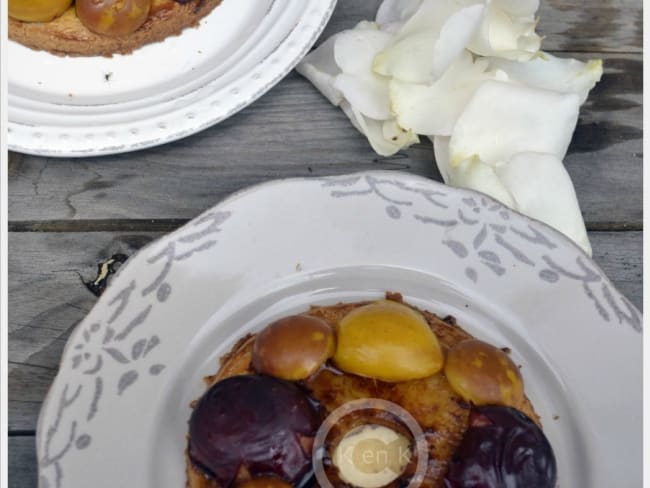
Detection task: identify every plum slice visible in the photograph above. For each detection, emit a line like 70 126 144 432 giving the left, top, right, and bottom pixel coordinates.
252 315 335 380
188 374 319 488
445 405 557 488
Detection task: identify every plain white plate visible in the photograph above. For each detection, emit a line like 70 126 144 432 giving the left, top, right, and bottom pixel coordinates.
8 0 336 157
36 171 642 487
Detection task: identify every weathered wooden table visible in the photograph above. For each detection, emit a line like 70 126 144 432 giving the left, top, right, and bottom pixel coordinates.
8 1 642 486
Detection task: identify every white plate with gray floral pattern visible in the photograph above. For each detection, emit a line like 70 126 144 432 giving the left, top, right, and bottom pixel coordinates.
36 171 641 488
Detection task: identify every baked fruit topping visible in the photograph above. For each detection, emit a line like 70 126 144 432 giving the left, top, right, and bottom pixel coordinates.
252 315 335 381
8 0 223 56
75 0 151 36
445 405 557 488
444 339 524 407
188 374 319 488
9 0 72 22
333 300 444 382
187 293 555 488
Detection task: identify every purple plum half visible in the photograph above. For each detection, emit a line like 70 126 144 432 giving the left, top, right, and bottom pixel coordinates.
188 374 320 487
445 405 557 488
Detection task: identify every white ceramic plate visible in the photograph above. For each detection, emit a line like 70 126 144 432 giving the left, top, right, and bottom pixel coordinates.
8 0 336 157
36 171 641 487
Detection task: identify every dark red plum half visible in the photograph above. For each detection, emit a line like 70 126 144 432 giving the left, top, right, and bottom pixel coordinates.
445 405 557 488
188 374 319 487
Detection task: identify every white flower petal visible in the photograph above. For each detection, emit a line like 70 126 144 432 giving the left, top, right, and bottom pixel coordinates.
334 24 393 75
334 73 391 120
495 152 591 255
295 35 343 106
391 51 497 136
341 102 419 157
434 139 590 253
381 22 406 35
488 53 603 104
382 118 419 147
434 135 516 207
432 4 485 79
493 0 539 18
467 4 541 60
432 135 452 183
487 9 525 52
339 100 365 134
450 156 517 208
374 0 480 83
396 0 460 38
373 31 439 83
449 80 580 166
376 0 423 26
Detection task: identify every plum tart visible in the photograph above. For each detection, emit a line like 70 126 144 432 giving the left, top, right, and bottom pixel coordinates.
186 293 557 488
8 0 223 56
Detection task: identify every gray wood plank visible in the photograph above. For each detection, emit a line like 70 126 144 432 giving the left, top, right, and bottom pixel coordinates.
9 437 37 488
320 0 642 54
8 231 163 433
538 0 642 53
565 52 642 228
592 231 643 309
8 230 642 432
8 231 161 355
7 52 642 227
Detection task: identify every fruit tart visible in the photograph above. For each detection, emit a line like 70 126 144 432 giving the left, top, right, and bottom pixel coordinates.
186 292 558 488
8 0 223 56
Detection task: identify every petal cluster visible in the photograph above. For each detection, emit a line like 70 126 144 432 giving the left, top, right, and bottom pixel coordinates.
296 0 603 254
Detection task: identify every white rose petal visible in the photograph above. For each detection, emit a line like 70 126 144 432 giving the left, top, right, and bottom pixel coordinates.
391 51 500 136
373 31 440 83
295 35 343 106
374 0 484 83
334 24 393 75
453 156 517 208
449 80 580 166
432 135 452 182
431 4 486 79
297 20 416 156
493 0 539 19
334 73 391 120
382 118 420 147
393 0 459 37
330 25 394 120
467 3 541 60
376 0 423 26
434 136 516 207
340 100 365 133
341 101 419 156
488 52 603 104
434 137 591 254
495 152 591 255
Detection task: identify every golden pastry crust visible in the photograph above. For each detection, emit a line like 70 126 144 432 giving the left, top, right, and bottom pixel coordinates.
9 0 223 56
187 294 540 488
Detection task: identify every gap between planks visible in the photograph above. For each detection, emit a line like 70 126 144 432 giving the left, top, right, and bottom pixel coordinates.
8 431 35 437
7 219 643 233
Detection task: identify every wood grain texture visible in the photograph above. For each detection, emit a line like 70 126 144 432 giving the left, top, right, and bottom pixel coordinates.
7 230 642 433
8 231 164 433
7 52 642 227
537 0 642 53
9 437 37 488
